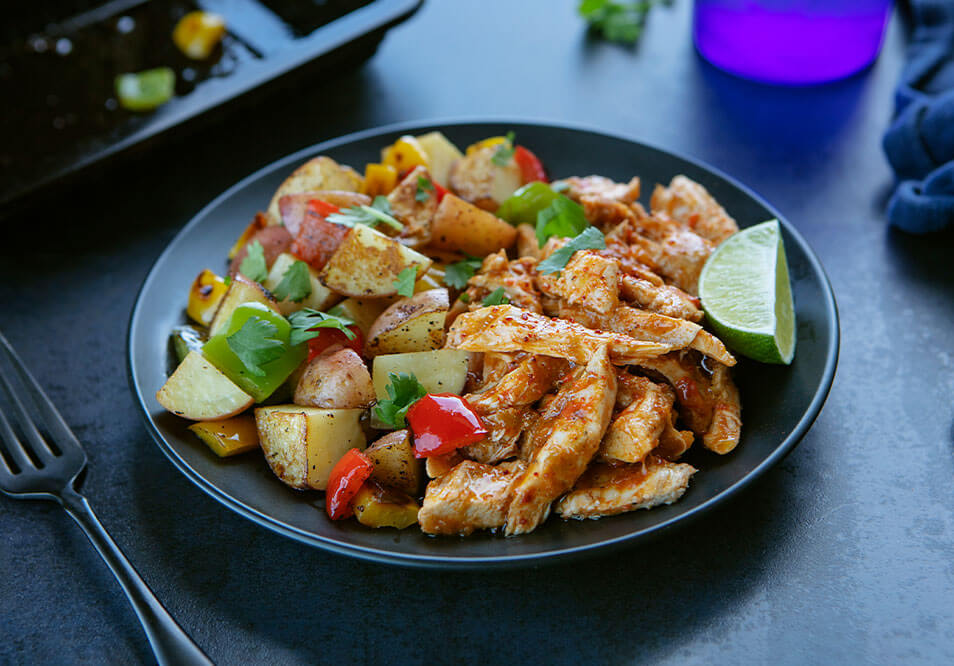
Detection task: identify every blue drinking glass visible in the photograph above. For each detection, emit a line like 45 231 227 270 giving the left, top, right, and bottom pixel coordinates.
693 0 893 85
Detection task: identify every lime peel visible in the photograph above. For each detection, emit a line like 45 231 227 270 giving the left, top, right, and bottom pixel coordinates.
698 219 795 365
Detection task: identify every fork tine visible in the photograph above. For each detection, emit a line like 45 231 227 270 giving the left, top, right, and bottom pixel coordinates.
0 331 82 459
0 403 35 473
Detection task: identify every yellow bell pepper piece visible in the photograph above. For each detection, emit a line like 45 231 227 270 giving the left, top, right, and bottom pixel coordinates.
186 269 228 327
363 163 399 197
381 136 429 173
466 136 508 155
173 11 226 60
188 415 259 457
352 481 420 529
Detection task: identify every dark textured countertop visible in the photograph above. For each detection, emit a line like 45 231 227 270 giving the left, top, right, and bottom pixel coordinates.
2 1 953 663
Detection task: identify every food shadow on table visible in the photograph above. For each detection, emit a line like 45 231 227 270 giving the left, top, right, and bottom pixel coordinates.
127 423 809 663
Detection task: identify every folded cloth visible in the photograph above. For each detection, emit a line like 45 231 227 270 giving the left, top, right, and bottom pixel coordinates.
882 0 954 233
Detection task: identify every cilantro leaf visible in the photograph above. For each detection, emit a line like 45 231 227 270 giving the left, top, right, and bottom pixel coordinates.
578 0 662 45
394 266 417 297
535 195 590 247
415 176 434 203
326 196 403 231
224 274 232 287
482 287 510 306
239 240 268 283
458 292 471 303
272 260 312 303
287 308 356 346
226 316 285 377
536 227 607 275
373 372 427 429
444 256 482 289
491 131 516 166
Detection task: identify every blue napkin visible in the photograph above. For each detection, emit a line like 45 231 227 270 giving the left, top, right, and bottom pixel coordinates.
883 0 954 233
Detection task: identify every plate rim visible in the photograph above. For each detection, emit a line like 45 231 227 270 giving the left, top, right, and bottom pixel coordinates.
127 117 840 569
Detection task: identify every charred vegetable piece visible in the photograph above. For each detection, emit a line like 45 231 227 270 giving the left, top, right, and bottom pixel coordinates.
115 68 175 112
202 303 306 402
352 481 420 529
514 146 548 184
188 415 259 457
187 269 228 326
326 448 374 519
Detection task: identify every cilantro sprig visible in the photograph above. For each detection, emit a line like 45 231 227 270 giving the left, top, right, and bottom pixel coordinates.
394 266 418 297
226 316 285 377
287 308 356 346
535 195 589 247
444 256 482 289
239 240 268 283
272 260 312 303
482 288 510 306
491 131 516 166
374 372 427 429
415 176 434 203
578 0 667 45
326 196 403 231
536 227 607 275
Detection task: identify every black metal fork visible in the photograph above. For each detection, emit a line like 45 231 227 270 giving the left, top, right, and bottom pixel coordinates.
0 331 212 665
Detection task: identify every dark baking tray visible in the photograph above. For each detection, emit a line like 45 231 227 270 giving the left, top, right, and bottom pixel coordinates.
0 0 422 211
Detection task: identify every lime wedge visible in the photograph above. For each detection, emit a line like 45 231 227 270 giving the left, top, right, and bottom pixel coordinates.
698 219 795 364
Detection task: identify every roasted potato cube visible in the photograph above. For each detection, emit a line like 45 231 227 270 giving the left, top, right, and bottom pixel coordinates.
319 224 432 298
188 414 259 457
365 430 422 495
263 252 340 316
352 481 420 529
371 349 470 398
430 194 517 257
294 348 374 409
365 289 449 357
156 351 254 421
187 269 228 327
416 131 463 186
448 143 522 211
208 276 279 336
255 406 365 490
266 156 363 224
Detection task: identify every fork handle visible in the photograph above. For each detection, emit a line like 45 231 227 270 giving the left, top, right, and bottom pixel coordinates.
59 487 213 666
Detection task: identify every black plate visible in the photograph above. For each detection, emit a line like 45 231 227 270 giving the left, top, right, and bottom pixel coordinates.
127 120 839 568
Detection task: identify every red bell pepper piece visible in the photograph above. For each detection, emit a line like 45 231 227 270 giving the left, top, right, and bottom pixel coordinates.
406 394 489 458
431 180 449 203
307 198 340 218
325 448 374 520
514 146 548 184
306 326 364 362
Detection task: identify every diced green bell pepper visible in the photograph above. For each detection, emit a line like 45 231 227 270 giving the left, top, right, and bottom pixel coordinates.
170 324 207 364
115 67 175 112
495 182 559 225
202 303 306 403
